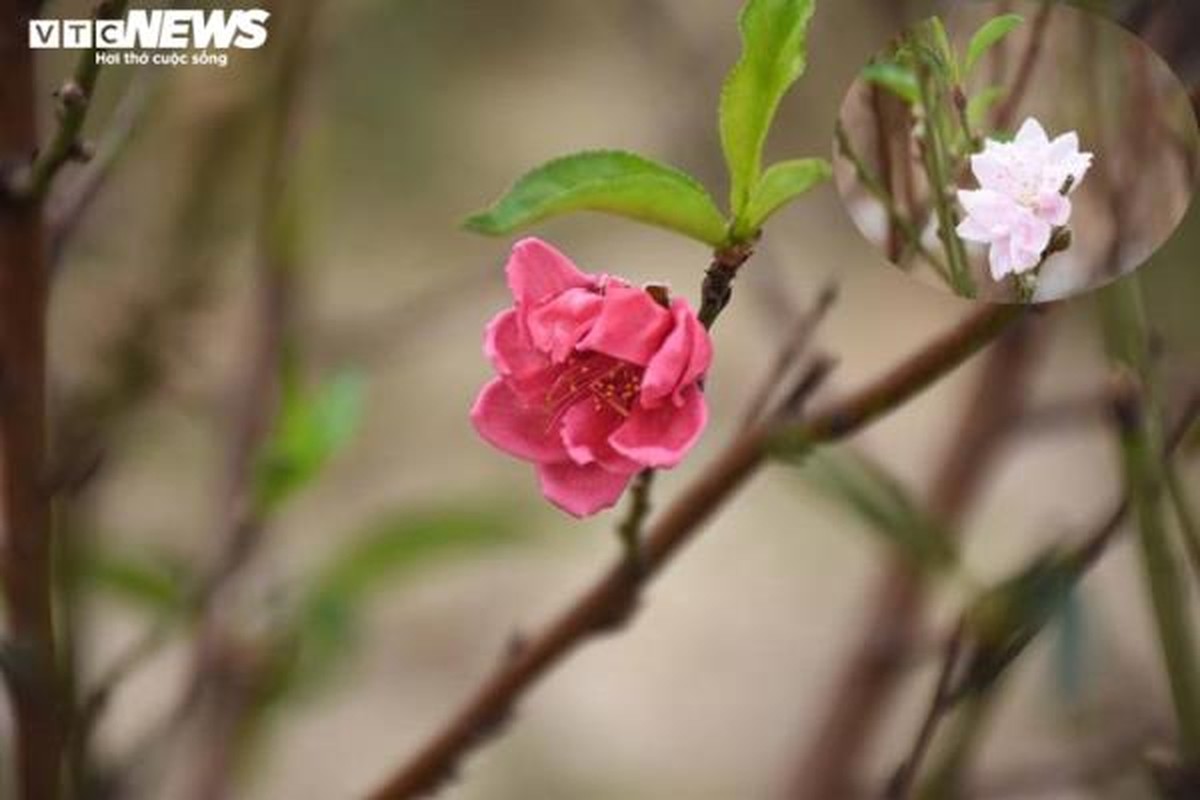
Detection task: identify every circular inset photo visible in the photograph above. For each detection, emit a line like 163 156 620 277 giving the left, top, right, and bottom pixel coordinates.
833 2 1199 303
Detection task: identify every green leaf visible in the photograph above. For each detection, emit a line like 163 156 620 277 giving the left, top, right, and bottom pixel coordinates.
860 61 919 104
964 14 1024 75
80 547 190 618
926 16 959 82
805 450 957 571
464 151 727 246
719 0 817 221
255 371 365 513
740 158 830 235
967 86 1006 129
961 549 1080 696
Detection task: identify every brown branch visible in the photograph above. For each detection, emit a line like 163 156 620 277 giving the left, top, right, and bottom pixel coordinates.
787 313 1043 800
0 5 62 798
885 625 966 799
364 303 1021 799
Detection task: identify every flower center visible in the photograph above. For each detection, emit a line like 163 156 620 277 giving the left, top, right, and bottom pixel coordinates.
543 352 642 428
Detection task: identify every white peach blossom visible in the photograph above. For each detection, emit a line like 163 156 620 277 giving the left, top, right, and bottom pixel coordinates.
956 118 1093 280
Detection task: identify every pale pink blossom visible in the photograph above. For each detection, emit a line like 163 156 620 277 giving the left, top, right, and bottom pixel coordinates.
470 238 712 517
956 118 1093 280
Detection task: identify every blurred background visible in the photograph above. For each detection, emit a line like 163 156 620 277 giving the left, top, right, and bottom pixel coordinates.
27 0 1200 798
834 1 1198 302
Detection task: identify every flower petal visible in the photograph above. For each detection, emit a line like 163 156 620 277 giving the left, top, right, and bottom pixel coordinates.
560 402 641 473
988 236 1017 280
611 386 708 468
525 288 603 362
578 285 673 366
641 298 712 407
536 461 633 517
471 378 565 463
505 238 593 307
485 309 548 381
1015 118 1049 147
1034 192 1071 227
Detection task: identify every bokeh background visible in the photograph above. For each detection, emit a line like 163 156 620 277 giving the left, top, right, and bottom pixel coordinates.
31 0 1200 798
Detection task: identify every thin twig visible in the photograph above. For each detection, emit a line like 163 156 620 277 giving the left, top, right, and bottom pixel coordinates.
835 121 950 280
364 303 1020 800
616 470 655 564
740 282 838 428
885 624 965 800
47 65 160 265
15 0 131 200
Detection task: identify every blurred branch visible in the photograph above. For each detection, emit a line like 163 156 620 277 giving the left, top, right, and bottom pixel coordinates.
1102 280 1200 760
885 388 1200 798
788 314 1043 800
0 7 62 797
835 121 950 281
740 281 838 428
991 1 1052 131
14 0 130 201
364 303 1020 799
185 3 323 798
1165 459 1200 583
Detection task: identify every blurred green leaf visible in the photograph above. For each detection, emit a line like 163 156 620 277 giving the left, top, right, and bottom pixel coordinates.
902 17 957 83
861 61 919 104
283 508 526 695
1051 583 1087 703
964 14 1024 75
464 151 728 246
255 371 365 513
967 86 1005 129
804 450 957 571
740 158 830 236
80 547 190 618
719 0 816 221
961 549 1080 696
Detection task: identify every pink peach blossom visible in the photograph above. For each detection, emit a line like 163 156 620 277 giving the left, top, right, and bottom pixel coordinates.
470 238 712 517
956 118 1093 280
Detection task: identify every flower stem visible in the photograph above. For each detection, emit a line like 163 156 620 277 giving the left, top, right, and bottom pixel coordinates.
616 470 655 565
